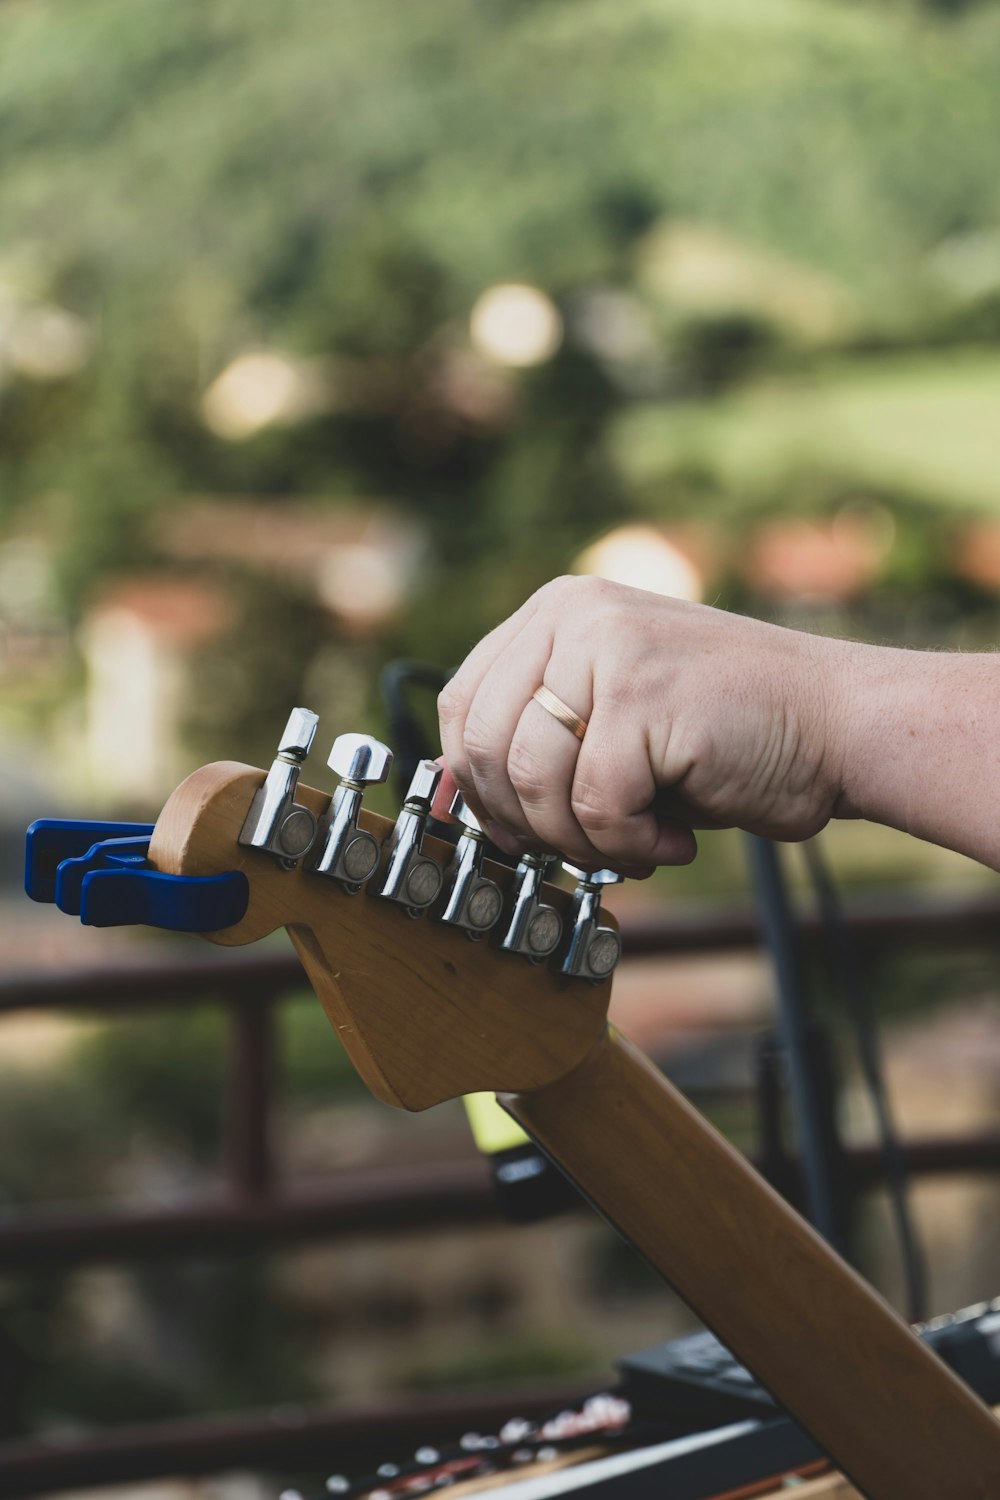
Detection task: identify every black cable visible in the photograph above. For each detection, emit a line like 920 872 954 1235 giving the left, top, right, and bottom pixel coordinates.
378 659 450 800
801 836 927 1323
745 835 843 1250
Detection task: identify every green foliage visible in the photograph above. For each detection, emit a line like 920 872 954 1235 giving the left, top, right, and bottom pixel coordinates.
0 1002 347 1436
279 991 369 1104
182 572 340 772
0 1063 118 1207
73 1003 228 1162
4 0 1000 670
0 1010 224 1208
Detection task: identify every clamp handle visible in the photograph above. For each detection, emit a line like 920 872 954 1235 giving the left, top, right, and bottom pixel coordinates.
25 819 248 932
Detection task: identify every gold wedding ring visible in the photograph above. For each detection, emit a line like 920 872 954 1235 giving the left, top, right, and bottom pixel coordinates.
532 684 589 741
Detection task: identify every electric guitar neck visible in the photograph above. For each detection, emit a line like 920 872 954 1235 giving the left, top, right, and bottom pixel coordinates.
102 715 1000 1499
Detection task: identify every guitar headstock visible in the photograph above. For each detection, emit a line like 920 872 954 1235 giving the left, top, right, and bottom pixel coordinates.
147 716 619 1112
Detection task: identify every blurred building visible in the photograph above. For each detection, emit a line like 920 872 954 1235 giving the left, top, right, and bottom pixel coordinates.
74 501 425 803
81 575 232 805
157 499 425 637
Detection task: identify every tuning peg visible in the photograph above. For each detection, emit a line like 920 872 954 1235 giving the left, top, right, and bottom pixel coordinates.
329 733 393 784
311 733 393 892
375 759 445 916
561 865 623 884
559 864 623 981
238 707 320 867
438 791 504 939
500 851 563 962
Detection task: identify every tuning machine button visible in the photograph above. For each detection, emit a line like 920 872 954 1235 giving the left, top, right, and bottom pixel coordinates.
238 707 320 868
439 792 504 940
500 851 563 962
376 759 445 917
311 734 393 892
560 865 623 981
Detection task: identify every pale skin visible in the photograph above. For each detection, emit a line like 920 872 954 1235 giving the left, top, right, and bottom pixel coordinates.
437 575 1000 878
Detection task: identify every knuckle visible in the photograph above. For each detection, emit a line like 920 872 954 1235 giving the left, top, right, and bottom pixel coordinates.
437 683 463 727
570 785 613 836
541 574 593 611
506 738 547 803
461 711 498 773
598 674 636 714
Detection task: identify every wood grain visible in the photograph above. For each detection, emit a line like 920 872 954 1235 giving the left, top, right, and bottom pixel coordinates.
500 1029 1000 1500
148 761 611 1108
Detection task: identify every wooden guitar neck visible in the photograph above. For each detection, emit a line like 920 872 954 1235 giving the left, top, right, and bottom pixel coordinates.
502 1028 1000 1500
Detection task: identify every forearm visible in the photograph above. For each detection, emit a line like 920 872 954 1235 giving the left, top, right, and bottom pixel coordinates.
833 643 1000 871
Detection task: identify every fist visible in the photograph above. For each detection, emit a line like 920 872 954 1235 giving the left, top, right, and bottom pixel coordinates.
437 577 847 875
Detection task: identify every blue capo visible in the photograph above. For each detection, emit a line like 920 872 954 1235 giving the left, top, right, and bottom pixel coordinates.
25 819 249 932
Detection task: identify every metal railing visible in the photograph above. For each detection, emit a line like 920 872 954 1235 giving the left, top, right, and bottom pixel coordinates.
2 891 1000 1493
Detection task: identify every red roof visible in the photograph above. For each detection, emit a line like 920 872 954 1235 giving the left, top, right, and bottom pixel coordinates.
88 576 233 647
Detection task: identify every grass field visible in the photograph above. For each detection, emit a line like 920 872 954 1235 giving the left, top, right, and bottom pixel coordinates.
612 350 1000 512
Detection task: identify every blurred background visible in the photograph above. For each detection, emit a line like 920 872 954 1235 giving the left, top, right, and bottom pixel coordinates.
2 0 1000 1495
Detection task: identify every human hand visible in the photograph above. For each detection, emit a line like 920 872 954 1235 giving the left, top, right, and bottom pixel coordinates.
437 576 850 875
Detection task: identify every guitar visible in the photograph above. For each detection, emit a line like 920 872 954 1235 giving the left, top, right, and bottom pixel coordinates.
44 713 1000 1500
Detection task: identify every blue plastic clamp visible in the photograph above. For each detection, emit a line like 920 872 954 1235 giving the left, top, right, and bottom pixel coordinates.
24 819 249 933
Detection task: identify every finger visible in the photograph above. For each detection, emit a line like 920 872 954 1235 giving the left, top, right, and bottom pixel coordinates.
502 648 629 869
459 626 556 841
431 758 459 823
572 706 698 867
438 592 550 803
432 757 529 861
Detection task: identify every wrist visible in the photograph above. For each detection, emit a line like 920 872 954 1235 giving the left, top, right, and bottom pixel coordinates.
827 638 894 825
832 643 1000 868
785 629 862 828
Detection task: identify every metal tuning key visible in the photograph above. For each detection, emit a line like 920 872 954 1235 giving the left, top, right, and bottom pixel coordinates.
560 865 623 982
500 851 563 962
311 733 393 893
439 791 504 940
376 759 445 917
238 707 320 868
